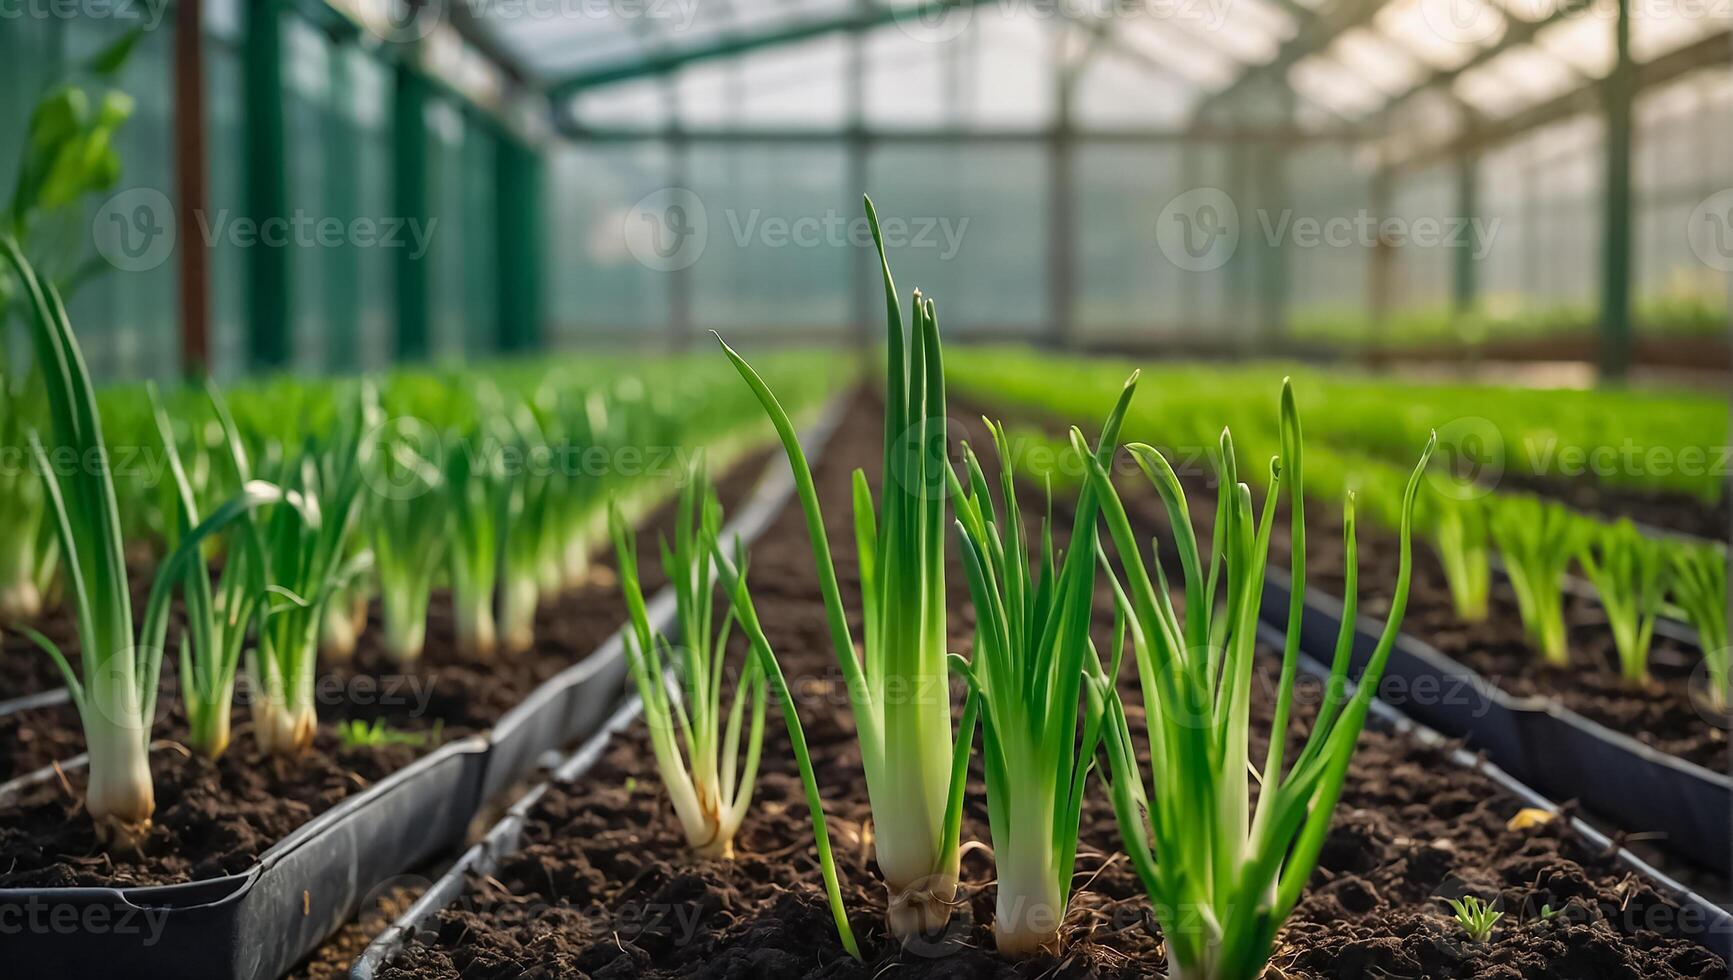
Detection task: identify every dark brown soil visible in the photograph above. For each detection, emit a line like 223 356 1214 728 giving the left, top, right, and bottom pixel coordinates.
380 393 1728 980
0 447 778 888
1495 471 1728 543
0 558 162 701
0 731 421 888
1313 530 1729 772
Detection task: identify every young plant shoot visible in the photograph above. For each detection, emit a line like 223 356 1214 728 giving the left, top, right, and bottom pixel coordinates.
368 430 448 662
250 399 370 756
1577 520 1668 687
0 382 57 623
1670 541 1729 713
608 463 766 858
1488 496 1578 667
500 404 553 654
0 236 250 846
149 381 276 759
1426 494 1490 623
711 537 863 959
946 375 1138 957
1080 379 1435 980
446 424 509 658
716 196 975 942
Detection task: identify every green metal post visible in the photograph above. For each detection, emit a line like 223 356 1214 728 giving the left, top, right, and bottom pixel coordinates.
393 62 431 362
326 44 362 372
1600 0 1635 381
1453 147 1479 318
243 0 289 371
495 130 542 353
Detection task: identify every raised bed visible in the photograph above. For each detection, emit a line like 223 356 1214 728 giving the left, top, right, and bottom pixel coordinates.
351 393 1731 979
0 395 847 980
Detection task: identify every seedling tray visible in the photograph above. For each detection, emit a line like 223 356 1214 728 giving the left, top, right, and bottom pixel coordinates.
0 394 846 980
349 623 1733 977
1264 570 1733 875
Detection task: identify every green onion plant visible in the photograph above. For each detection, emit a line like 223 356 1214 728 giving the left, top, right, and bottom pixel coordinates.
148 380 277 760
1080 379 1434 980
1488 496 1579 667
1424 494 1491 623
609 462 766 859
499 404 553 654
945 376 1137 957
1669 541 1729 713
1576 519 1669 687
0 235 247 847
445 423 510 658
249 399 370 756
367 431 448 662
716 196 976 942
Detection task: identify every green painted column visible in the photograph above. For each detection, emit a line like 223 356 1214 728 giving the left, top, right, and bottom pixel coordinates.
1453 148 1479 318
325 44 362 372
393 62 430 362
495 130 542 353
243 0 289 371
1600 0 1635 381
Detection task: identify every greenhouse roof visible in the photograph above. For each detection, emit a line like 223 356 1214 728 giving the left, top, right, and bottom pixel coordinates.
433 0 1727 150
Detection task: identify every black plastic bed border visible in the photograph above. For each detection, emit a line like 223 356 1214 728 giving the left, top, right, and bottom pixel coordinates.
0 393 848 980
1263 570 1733 877
350 623 1733 979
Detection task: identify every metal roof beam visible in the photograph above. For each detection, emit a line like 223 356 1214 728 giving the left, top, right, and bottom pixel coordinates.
1391 29 1729 169
1192 0 1382 120
1373 0 1591 123
544 0 988 99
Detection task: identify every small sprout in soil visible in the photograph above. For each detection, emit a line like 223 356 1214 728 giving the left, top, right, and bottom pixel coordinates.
1443 895 1502 943
1422 493 1491 624
336 718 441 750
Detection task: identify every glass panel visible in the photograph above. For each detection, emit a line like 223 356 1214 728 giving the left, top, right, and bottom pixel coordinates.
544 143 674 343
686 144 850 337
867 143 1049 336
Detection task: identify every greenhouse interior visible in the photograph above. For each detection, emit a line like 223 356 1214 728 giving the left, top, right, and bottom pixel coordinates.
0 0 1729 978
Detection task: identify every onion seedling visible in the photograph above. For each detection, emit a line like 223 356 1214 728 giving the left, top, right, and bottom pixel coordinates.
1577 520 1668 687
1424 494 1490 623
1 235 255 846
249 398 370 756
1443 895 1501 944
945 375 1137 957
367 432 448 662
609 463 766 859
1669 541 1729 713
1080 380 1434 980
0 381 58 623
499 404 553 654
711 537 863 959
445 424 510 658
716 196 976 942
148 381 276 760
1488 496 1578 667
